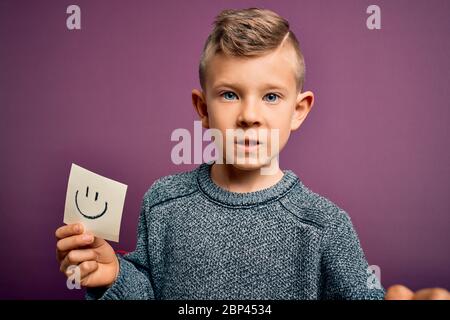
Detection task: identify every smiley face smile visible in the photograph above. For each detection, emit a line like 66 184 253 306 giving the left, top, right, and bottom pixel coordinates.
75 186 108 219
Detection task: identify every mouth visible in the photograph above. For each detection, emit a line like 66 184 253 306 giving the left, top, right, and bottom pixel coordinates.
235 137 262 152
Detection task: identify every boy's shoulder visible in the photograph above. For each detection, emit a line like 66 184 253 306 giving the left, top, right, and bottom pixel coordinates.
142 166 200 208
140 165 354 230
281 176 353 230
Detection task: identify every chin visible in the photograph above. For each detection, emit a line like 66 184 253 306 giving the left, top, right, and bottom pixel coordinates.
225 154 278 172
231 162 264 171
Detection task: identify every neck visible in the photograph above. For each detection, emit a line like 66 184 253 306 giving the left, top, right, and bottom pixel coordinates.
210 161 284 193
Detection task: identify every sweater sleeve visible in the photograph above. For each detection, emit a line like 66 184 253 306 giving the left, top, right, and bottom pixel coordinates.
320 211 385 300
85 195 155 300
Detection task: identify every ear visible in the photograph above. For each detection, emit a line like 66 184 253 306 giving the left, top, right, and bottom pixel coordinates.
291 91 314 131
192 89 209 129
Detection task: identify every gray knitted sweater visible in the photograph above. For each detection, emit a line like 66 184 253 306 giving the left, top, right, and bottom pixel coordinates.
86 162 385 300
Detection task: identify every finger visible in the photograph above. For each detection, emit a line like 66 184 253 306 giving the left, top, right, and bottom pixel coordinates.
90 236 107 249
56 233 94 252
64 261 98 285
56 247 69 264
79 261 99 283
413 288 450 300
60 249 98 273
385 285 415 300
55 223 84 240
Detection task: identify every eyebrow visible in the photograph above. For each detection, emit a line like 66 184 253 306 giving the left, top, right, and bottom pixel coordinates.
212 81 288 93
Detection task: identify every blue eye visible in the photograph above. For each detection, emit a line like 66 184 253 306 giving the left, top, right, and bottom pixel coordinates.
222 92 238 100
264 93 279 103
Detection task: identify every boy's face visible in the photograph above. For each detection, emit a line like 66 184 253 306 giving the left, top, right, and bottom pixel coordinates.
192 43 314 171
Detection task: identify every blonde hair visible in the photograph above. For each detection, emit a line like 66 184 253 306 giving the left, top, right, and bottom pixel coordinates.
199 8 306 92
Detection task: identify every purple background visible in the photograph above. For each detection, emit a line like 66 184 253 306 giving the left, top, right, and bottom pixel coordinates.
0 0 449 299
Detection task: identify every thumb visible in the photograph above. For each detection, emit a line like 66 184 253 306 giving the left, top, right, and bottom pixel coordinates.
385 284 414 300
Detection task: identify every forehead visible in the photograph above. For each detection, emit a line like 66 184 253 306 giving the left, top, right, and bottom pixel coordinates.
206 44 298 91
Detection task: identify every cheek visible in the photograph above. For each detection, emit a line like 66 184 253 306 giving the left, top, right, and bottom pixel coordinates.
266 110 293 132
277 129 291 151
265 113 293 151
208 116 228 133
208 105 237 129
268 126 290 151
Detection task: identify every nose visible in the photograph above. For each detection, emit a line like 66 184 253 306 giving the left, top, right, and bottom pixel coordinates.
236 98 262 128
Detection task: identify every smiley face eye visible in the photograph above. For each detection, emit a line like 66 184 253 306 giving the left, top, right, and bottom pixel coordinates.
85 186 99 201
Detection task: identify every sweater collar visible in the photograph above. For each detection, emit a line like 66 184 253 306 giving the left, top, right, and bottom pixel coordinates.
196 162 300 208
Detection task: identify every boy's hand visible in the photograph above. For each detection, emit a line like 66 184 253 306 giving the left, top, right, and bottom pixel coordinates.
385 285 450 300
55 223 119 288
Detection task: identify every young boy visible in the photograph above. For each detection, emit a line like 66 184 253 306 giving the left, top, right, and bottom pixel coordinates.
55 8 449 300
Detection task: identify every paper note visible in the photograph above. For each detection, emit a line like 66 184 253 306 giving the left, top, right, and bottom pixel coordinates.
63 163 127 242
